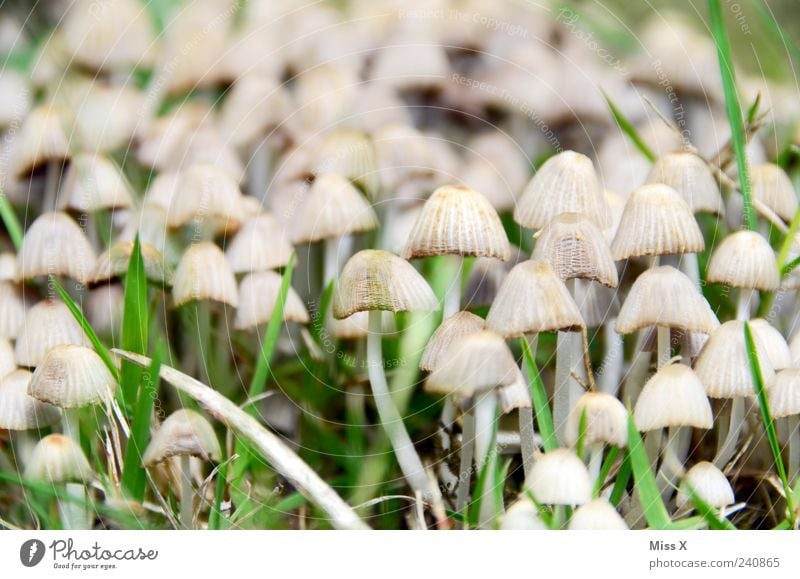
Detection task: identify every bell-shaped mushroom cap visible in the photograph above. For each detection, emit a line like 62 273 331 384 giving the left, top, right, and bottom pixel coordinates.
29 345 117 409
499 498 548 530
0 282 26 339
615 266 718 334
568 499 629 530
611 184 704 260
768 369 800 418
326 311 370 340
90 240 173 285
224 213 293 274
425 330 518 398
634 363 713 430
333 250 439 319
532 212 618 287
15 300 91 367
17 212 97 284
69 82 142 153
748 319 791 370
706 230 779 291
235 271 309 330
373 123 435 191
497 366 532 414
219 74 290 150
86 283 124 336
574 281 620 328
312 130 378 197
172 242 239 308
676 462 735 509
168 164 244 231
462 247 527 309
143 409 221 466
11 105 71 177
143 171 179 210
58 153 134 212
0 369 61 430
526 448 592 506
750 163 798 223
0 338 14 379
291 174 379 244
420 311 485 372
694 320 775 399
370 39 450 92
646 152 723 214
565 392 628 448
24 433 93 483
486 259 584 338
515 151 609 229
403 184 510 261
0 252 18 281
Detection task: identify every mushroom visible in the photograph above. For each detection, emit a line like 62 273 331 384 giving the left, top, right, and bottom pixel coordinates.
676 461 735 519
768 369 800 481
15 300 91 368
235 270 309 330
58 153 134 213
333 249 439 498
568 498 628 530
168 164 245 237
143 409 221 529
224 213 293 275
462 246 527 310
750 163 798 224
90 240 173 286
565 392 627 484
499 497 548 530
526 448 592 527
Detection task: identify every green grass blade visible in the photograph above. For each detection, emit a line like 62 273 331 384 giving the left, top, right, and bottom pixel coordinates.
610 452 632 506
576 406 588 460
683 483 737 530
754 0 800 63
708 0 756 231
593 446 620 498
668 516 708 530
744 321 795 524
0 192 23 250
781 255 800 277
601 89 656 162
121 343 162 501
120 235 149 410
626 412 672 529
52 277 120 382
520 337 556 452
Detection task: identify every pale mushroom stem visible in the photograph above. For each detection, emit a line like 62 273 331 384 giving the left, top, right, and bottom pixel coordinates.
43 159 61 212
180 455 193 529
599 321 624 395
248 137 272 200
658 426 687 501
519 334 538 482
473 390 499 528
657 326 671 368
455 412 475 519
60 483 89 530
681 252 701 289
588 442 604 484
736 288 756 321
788 416 800 483
713 397 745 468
324 237 340 289
366 310 430 496
443 256 463 319
62 409 80 444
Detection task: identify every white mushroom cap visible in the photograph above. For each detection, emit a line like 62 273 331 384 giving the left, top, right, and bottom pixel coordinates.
24 434 93 484
235 271 309 330
676 461 735 509
143 409 221 466
15 300 91 368
499 498 548 530
568 498 629 530
0 282 26 340
17 212 97 285
526 448 592 506
748 319 791 371
565 392 628 448
706 230 779 291
0 338 15 379
750 163 798 223
646 152 723 214
29 345 117 409
767 369 800 419
634 363 713 430
224 213 293 274
0 369 61 430
172 242 239 308
420 311 485 373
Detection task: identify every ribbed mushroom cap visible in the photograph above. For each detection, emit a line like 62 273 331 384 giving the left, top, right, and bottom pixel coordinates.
24 434 93 483
499 498 548 530
611 184 704 260
750 163 798 222
143 409 221 466
291 174 378 244
420 311 485 372
0 252 18 281
403 184 510 260
526 448 592 506
90 241 173 285
69 83 141 153
143 171 180 210
312 130 378 196
11 105 71 177
568 499 629 530
615 266 718 334
706 230 779 291
676 462 735 509
29 345 117 409
486 259 584 338
498 367 532 414
646 152 723 214
532 212 618 287
225 213 293 274
220 74 289 149
326 311 370 340
461 131 529 213
634 363 713 430
425 330 518 398
168 164 244 231
235 271 309 330
0 338 14 379
333 250 439 319
574 281 620 328
749 319 791 371
0 282 26 339
694 320 775 399
58 153 134 212
515 151 609 229
768 369 800 418
565 392 628 448
86 283 123 336
15 300 91 368
0 369 61 430
18 212 97 284
462 247 527 309
172 242 239 308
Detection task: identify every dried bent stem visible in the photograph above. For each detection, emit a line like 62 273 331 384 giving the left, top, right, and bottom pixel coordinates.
112 349 369 530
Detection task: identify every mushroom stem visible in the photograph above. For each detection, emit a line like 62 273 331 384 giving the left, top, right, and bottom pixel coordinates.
599 321 624 395
588 443 604 484
519 334 538 482
248 137 272 200
788 415 800 483
60 483 89 530
455 411 475 519
657 326 671 368
713 397 745 468
658 426 686 501
681 252 701 289
180 455 193 529
644 429 662 468
555 280 583 444
62 408 80 445
624 330 653 405
736 288 756 321
366 310 431 496
437 399 459 492
43 159 60 212
324 236 340 289
443 255 463 318
473 390 499 528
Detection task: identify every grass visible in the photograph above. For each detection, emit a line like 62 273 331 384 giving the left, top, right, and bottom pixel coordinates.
625 412 671 529
601 90 656 162
0 193 23 250
521 337 557 452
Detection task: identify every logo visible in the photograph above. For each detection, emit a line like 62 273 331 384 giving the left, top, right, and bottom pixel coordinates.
20 539 46 567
